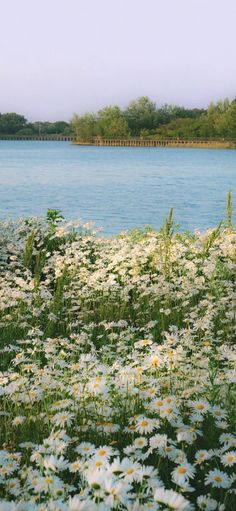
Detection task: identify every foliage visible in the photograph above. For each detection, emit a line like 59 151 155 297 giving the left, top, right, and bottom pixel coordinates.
0 113 27 134
97 106 130 138
71 113 97 142
124 96 157 135
1 96 236 140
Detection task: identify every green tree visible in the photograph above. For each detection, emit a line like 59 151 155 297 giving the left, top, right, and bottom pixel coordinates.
218 99 236 138
124 96 157 135
97 106 130 138
16 124 37 136
71 113 97 142
0 113 27 134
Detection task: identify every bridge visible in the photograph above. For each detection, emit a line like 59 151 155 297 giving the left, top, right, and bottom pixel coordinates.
0 135 76 141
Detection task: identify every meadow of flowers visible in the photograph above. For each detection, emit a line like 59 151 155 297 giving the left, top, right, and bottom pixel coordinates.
0 207 236 511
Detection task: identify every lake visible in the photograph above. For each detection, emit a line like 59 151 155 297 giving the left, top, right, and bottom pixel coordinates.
0 140 235 235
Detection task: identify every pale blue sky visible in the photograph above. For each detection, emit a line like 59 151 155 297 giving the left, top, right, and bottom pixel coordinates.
0 0 236 121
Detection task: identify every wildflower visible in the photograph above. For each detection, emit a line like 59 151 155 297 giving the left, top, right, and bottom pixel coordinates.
12 416 26 426
221 451 236 467
154 487 191 510
205 469 231 488
108 457 141 482
52 413 74 428
69 460 82 473
135 339 153 348
43 455 68 471
133 437 148 449
197 495 217 510
149 434 168 449
135 416 156 434
211 406 227 420
171 463 196 487
93 445 115 460
104 476 132 507
194 450 211 465
190 400 210 414
219 433 236 446
76 443 95 457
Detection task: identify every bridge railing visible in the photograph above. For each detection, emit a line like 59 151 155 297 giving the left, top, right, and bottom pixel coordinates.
0 135 76 141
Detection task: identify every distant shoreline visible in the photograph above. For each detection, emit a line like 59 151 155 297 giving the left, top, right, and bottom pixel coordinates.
0 135 235 149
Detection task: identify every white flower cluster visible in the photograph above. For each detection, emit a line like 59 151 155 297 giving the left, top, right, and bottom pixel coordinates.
0 218 235 509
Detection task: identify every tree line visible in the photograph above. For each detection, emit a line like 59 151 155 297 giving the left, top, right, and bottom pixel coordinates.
1 96 236 140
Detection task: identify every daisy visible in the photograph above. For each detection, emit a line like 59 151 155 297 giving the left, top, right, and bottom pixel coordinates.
76 442 95 457
211 406 227 420
194 450 211 465
118 457 142 482
135 339 153 348
43 455 68 472
205 469 231 488
149 433 168 449
190 400 210 414
135 416 156 434
93 445 116 460
104 477 132 507
12 416 26 426
133 437 148 449
154 487 191 510
171 463 196 487
197 495 217 510
69 460 82 473
52 412 74 428
69 496 95 510
219 433 236 446
221 451 236 467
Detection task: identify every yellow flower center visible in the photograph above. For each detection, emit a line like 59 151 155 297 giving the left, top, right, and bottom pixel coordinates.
45 477 53 484
196 404 205 410
178 467 187 474
140 420 149 427
151 357 159 366
98 449 106 456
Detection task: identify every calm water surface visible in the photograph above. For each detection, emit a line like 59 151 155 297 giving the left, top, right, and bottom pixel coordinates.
0 141 235 235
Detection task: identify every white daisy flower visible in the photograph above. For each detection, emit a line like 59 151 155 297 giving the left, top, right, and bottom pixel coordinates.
221 451 236 467
205 469 231 488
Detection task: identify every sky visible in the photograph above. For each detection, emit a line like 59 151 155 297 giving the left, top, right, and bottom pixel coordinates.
0 0 236 121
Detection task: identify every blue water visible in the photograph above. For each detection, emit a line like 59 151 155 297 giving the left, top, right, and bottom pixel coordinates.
0 141 235 235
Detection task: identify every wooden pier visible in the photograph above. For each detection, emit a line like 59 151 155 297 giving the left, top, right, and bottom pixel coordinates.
92 138 233 149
